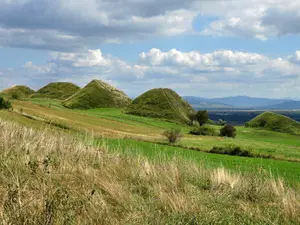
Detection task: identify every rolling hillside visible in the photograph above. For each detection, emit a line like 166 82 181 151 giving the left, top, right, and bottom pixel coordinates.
63 80 131 109
126 88 195 123
31 82 80 100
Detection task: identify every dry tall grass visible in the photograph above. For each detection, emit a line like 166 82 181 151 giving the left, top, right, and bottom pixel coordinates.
0 119 299 224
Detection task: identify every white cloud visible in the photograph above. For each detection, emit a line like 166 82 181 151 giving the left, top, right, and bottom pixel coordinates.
289 51 300 65
0 0 198 50
201 0 300 39
138 48 298 78
0 0 299 50
3 48 299 98
24 61 57 73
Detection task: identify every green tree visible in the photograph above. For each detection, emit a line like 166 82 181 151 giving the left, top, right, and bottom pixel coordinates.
187 112 197 125
220 124 237 138
0 97 12 109
196 110 209 126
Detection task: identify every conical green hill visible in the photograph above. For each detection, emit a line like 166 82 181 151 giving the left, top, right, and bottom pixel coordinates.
246 111 300 135
125 88 195 123
31 82 80 100
63 80 131 109
1 85 35 99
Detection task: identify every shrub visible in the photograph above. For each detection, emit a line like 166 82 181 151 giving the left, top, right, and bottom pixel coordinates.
220 124 236 138
209 146 252 157
207 119 217 125
163 128 183 143
0 97 12 109
196 110 209 126
189 125 217 136
11 92 20 100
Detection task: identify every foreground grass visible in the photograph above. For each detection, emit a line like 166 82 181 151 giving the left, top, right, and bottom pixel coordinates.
1 119 300 224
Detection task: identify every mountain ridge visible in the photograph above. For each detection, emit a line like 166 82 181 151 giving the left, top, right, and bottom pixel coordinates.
183 96 293 109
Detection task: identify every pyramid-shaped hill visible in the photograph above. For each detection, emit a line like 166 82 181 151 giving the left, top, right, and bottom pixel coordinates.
246 111 300 135
31 82 80 100
62 80 131 109
1 85 35 98
125 88 195 123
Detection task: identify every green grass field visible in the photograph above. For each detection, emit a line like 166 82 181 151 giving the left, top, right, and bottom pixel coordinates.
1 98 299 186
97 138 300 185
2 118 300 224
76 107 300 162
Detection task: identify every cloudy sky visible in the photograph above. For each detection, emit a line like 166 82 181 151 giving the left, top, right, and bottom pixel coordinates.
1 0 300 98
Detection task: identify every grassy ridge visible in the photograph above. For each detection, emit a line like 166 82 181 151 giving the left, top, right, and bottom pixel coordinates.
63 80 131 109
126 88 194 123
31 82 80 100
1 119 300 224
246 111 300 135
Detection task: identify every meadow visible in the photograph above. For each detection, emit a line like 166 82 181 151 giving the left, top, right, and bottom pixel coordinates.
1 98 300 185
1 96 300 224
1 118 300 224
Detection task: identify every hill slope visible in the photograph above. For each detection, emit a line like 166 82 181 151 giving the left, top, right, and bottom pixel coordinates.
126 88 195 123
246 112 300 135
1 85 35 98
63 80 131 109
31 82 80 100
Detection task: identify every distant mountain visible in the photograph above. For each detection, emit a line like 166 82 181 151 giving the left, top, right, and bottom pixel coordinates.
183 96 289 109
183 96 233 109
209 96 288 108
263 101 300 109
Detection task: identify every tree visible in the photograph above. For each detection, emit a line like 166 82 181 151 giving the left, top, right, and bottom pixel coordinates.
196 110 209 126
163 128 183 143
187 112 197 125
220 124 236 138
0 97 12 110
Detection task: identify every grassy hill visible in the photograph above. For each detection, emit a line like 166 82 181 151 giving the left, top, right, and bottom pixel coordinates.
63 80 131 109
1 85 35 98
125 88 195 123
31 82 80 100
246 111 300 135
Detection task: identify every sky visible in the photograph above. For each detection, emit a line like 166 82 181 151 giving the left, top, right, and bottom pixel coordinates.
1 0 300 99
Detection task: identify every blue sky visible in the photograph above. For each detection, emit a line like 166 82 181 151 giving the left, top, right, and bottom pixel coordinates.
1 0 300 99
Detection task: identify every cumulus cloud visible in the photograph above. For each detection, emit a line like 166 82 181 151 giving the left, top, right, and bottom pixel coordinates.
262 2 300 36
201 0 300 39
0 0 199 50
3 48 300 98
289 51 300 65
0 0 299 50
